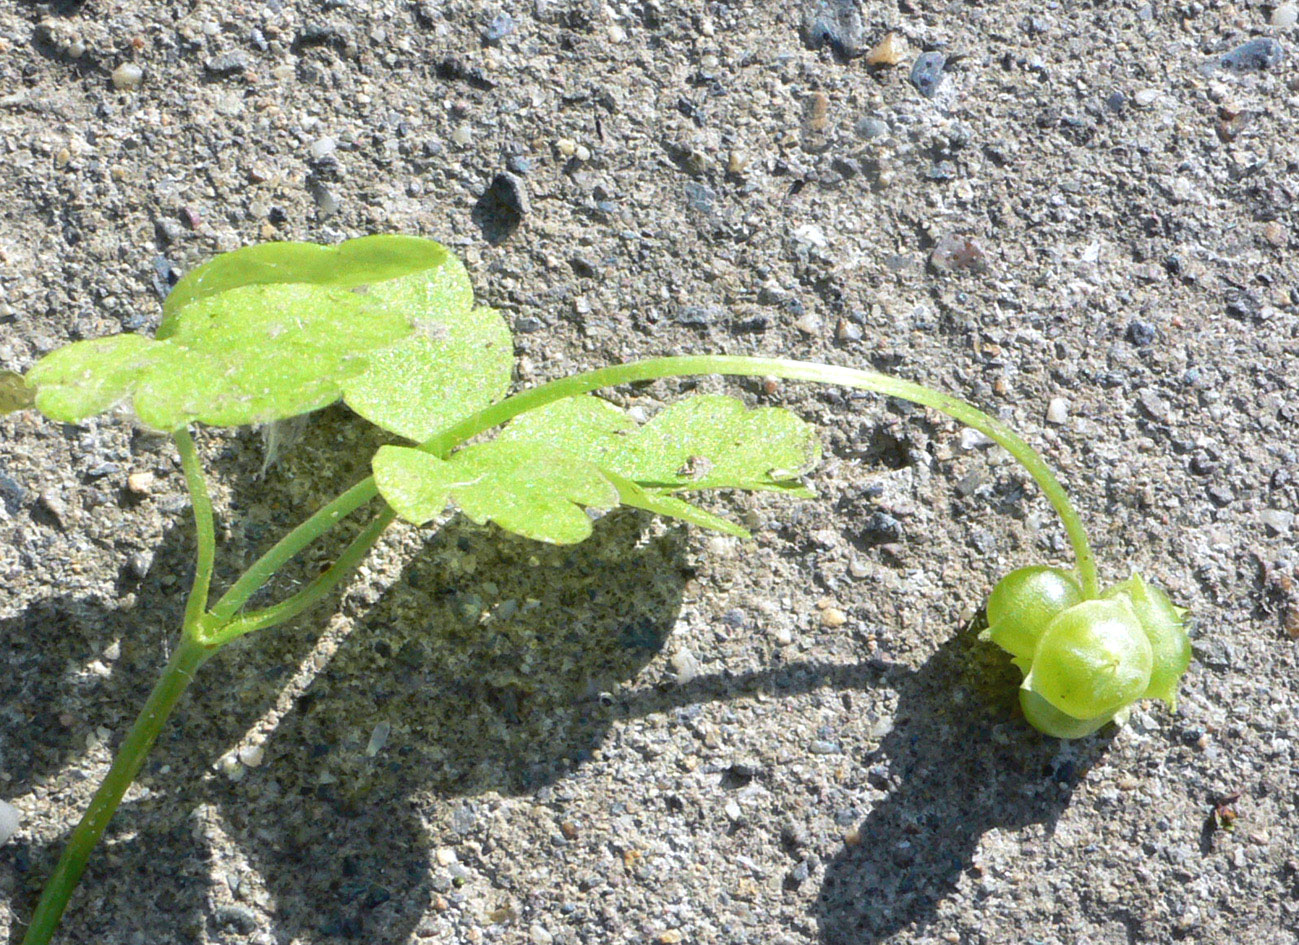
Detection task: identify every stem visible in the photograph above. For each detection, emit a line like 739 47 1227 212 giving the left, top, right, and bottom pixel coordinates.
203 508 396 646
20 634 212 945
206 478 379 624
174 428 216 628
423 356 1099 595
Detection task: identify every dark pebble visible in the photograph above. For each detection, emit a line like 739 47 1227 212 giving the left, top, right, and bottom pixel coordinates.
801 0 866 58
677 305 720 327
205 52 250 76
1127 320 1156 346
1219 37 1285 72
860 510 903 545
910 52 947 98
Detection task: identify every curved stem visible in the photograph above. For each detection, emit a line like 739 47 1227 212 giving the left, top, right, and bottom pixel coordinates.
207 478 379 624
20 634 213 945
174 428 216 628
202 508 396 646
422 356 1098 595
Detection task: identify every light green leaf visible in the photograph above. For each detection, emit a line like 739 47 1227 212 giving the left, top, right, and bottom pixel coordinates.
341 299 512 442
605 471 750 538
606 395 819 493
159 235 461 339
27 284 413 431
500 394 819 494
373 441 620 544
494 393 817 535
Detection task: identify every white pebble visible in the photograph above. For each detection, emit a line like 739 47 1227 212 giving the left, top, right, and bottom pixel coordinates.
366 720 391 757
959 428 994 450
794 313 823 335
1273 3 1298 28
1133 88 1160 107
670 648 701 685
309 136 337 160
1046 398 1069 425
111 63 143 90
0 800 20 845
237 744 265 768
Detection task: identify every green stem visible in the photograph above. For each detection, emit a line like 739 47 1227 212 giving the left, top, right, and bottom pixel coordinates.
174 428 216 627
423 356 1099 595
203 508 396 646
20 634 212 945
206 478 379 625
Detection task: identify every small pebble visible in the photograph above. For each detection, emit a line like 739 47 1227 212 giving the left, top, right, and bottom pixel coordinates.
959 428 994 450
1261 509 1294 536
366 720 391 756
309 136 337 161
126 471 155 495
802 0 867 57
1046 398 1069 425
671 648 701 684
865 33 904 66
1127 320 1156 347
451 125 473 146
0 800 19 845
1274 3 1298 28
855 117 890 140
805 91 830 133
1218 37 1285 72
1133 88 1160 107
483 12 516 44
111 63 143 90
820 607 848 628
910 52 947 98
795 313 823 335
238 744 265 768
930 234 987 272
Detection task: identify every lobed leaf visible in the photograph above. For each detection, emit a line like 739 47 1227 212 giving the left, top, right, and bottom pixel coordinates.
159 235 459 339
499 394 819 495
27 285 412 431
374 441 619 544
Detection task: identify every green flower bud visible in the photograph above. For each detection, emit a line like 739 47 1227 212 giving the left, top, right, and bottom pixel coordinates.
1103 572 1191 708
980 566 1083 663
1023 598 1152 720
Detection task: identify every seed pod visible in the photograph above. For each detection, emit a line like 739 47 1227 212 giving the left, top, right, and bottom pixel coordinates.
981 566 1083 665
1103 572 1191 708
1023 598 1152 720
1019 688 1117 739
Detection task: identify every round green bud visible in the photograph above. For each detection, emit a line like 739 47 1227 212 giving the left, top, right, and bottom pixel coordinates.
1019 688 1117 739
981 566 1083 663
1103 573 1191 708
1023 598 1152 720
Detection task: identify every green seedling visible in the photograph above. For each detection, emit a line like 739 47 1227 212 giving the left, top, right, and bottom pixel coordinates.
1 235 1190 942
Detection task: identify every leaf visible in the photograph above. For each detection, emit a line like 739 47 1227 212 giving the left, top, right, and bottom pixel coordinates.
500 394 819 493
373 441 619 544
605 472 750 538
159 235 460 339
341 296 513 442
605 394 820 493
0 370 36 415
493 393 818 535
27 284 413 431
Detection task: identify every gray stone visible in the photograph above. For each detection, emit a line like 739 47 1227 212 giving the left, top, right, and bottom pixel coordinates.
802 0 866 58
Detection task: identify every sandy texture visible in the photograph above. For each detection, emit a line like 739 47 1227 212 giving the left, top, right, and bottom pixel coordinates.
1 1 1297 943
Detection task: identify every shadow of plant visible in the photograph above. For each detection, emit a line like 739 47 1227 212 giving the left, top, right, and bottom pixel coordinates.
811 627 1113 944
1 499 692 943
